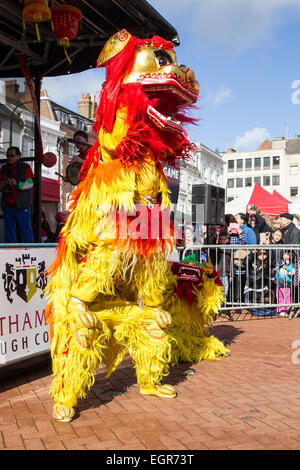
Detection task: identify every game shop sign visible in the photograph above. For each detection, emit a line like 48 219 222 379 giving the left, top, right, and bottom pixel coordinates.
0 246 56 365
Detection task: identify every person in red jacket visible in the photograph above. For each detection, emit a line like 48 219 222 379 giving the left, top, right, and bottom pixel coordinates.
70 130 90 164
0 146 34 243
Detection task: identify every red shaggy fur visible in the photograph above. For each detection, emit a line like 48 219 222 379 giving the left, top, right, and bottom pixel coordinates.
49 33 197 275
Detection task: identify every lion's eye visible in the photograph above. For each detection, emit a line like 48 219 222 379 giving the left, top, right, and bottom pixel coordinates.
158 56 167 66
154 50 173 67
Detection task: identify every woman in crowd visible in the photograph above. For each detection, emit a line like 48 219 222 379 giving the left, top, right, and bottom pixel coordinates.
274 252 295 317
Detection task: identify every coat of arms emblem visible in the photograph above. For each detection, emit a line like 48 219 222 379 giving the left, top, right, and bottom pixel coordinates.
2 253 47 303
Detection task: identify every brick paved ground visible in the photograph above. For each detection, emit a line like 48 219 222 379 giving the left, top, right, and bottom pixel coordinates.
1 317 300 451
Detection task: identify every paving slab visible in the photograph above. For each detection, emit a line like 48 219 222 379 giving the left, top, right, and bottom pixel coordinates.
0 317 299 450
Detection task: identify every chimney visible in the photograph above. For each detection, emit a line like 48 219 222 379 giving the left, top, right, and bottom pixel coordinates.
257 139 272 150
5 79 20 97
227 148 236 153
78 93 97 121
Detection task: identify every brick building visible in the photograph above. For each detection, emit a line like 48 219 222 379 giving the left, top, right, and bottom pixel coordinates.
40 90 97 210
4 80 97 211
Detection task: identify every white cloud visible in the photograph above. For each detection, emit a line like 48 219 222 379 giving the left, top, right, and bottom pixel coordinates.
42 68 105 112
149 0 300 52
234 127 271 151
213 85 232 105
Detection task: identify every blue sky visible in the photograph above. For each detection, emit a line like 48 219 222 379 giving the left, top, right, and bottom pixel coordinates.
43 0 300 153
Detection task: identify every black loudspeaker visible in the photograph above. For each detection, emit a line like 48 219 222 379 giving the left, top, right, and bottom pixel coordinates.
161 162 180 204
192 184 225 225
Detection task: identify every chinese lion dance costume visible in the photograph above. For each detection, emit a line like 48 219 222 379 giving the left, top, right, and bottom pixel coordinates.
45 30 228 422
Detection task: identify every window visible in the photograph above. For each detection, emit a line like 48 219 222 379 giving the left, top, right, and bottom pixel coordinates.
236 159 243 171
289 164 298 175
254 157 261 169
236 178 243 188
68 143 77 161
290 187 298 197
273 156 280 168
254 176 261 185
263 175 270 186
263 156 270 169
245 158 252 170
273 175 280 186
227 178 234 188
227 197 234 202
228 160 234 171
245 177 252 187
58 111 68 124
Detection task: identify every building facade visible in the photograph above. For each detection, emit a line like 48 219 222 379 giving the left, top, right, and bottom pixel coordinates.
176 142 225 223
40 90 96 211
3 80 97 212
221 136 300 207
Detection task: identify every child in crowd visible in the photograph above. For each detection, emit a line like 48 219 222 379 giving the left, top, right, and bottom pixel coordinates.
274 251 295 316
270 228 284 267
243 249 276 316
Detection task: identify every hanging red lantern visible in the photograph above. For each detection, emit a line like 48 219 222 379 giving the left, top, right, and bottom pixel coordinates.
23 0 51 42
51 4 82 64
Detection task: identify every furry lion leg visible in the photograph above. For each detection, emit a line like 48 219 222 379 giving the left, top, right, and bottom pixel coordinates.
113 305 176 398
50 311 111 422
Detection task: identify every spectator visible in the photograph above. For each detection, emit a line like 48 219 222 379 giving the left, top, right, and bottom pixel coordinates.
210 230 233 320
0 146 34 243
270 228 284 265
280 213 300 244
216 230 231 299
271 228 283 244
184 224 195 248
274 252 295 317
293 214 300 230
247 204 260 215
228 221 247 245
226 215 248 315
224 213 236 229
53 212 65 242
243 248 276 317
71 130 90 164
260 213 274 231
246 212 272 244
259 232 271 245
235 213 257 244
41 211 54 242
272 217 282 230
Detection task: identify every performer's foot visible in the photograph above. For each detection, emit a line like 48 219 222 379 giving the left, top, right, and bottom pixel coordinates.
52 403 76 422
153 307 172 329
69 298 98 328
140 384 176 398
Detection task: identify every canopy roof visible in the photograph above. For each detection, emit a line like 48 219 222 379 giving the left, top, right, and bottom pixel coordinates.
226 183 289 218
41 177 60 202
272 189 291 205
0 0 179 78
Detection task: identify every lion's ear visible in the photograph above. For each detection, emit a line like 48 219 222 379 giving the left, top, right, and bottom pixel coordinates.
97 29 132 67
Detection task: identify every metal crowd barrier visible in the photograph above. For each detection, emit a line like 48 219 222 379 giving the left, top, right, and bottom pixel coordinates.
179 244 300 321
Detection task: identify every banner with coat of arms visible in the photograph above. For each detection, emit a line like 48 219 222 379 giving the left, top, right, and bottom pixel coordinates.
0 246 56 365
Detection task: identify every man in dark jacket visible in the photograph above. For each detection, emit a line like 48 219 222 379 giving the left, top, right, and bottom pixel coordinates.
0 146 34 243
246 212 271 244
280 213 300 244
